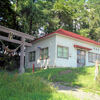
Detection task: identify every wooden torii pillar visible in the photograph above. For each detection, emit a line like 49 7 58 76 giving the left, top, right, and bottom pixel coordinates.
19 37 25 73
0 25 34 73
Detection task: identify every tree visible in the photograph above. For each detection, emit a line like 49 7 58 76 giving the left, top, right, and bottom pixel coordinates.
1 0 100 40
87 0 100 41
16 0 50 36
52 0 74 31
0 0 18 29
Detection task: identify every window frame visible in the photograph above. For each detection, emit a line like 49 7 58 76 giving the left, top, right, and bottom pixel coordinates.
98 54 100 61
29 51 36 62
88 52 100 63
88 52 93 62
57 45 69 59
40 47 49 60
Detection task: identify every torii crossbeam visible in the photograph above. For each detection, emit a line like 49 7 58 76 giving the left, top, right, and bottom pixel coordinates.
0 25 34 73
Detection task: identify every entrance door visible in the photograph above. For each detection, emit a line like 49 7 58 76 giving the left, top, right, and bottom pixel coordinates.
77 49 86 67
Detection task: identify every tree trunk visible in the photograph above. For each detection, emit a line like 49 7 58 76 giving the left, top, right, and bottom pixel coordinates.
29 16 32 35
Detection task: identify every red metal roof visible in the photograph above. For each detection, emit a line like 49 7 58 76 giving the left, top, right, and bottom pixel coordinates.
32 29 100 46
74 45 92 50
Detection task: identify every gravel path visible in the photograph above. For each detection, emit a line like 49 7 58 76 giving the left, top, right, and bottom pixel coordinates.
53 82 100 100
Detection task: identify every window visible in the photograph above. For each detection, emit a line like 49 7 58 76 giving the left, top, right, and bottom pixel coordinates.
40 47 48 60
88 52 93 62
57 45 69 58
29 51 36 62
93 53 96 62
88 52 100 62
97 54 100 61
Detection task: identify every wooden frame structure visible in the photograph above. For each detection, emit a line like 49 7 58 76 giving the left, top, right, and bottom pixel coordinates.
0 25 34 73
95 60 100 80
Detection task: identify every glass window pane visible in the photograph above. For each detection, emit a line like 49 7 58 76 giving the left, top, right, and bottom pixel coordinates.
40 48 48 59
44 48 48 59
41 53 43 59
63 48 68 58
58 46 62 52
91 53 93 62
58 52 62 57
81 51 85 56
88 52 97 62
58 46 63 57
29 51 35 62
93 53 96 62
77 50 81 55
98 54 100 61
96 54 98 60
40 49 44 59
32 51 35 61
95 54 97 61
44 48 48 54
57 46 69 58
88 52 92 62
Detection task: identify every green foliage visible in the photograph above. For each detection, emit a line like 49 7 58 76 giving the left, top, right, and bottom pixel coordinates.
0 72 79 100
53 0 74 31
0 0 100 39
86 0 100 40
0 54 19 71
79 29 90 37
14 0 100 40
0 0 18 29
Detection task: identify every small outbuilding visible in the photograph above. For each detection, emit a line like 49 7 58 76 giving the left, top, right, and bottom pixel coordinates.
25 29 100 68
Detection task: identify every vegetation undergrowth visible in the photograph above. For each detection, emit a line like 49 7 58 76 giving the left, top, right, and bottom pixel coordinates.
0 71 79 100
27 66 100 95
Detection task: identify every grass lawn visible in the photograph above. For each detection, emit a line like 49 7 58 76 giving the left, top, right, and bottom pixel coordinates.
27 66 100 94
0 71 79 100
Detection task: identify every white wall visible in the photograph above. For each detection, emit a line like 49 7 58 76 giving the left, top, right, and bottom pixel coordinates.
25 33 100 68
25 35 56 68
55 34 100 67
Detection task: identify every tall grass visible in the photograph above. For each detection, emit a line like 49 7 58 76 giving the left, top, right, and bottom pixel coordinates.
29 66 100 94
0 71 79 100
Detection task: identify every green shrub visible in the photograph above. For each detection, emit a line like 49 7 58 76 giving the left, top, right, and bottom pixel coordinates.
0 54 19 71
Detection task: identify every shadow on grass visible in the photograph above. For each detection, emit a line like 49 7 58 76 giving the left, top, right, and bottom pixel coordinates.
53 82 80 91
29 66 94 89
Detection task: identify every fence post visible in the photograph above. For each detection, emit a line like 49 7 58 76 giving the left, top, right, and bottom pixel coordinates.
94 60 99 80
33 64 34 72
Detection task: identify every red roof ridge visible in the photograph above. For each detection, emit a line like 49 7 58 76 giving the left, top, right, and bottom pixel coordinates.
54 28 100 46
32 28 100 46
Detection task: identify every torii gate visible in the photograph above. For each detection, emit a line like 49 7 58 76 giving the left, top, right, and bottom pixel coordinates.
0 25 34 73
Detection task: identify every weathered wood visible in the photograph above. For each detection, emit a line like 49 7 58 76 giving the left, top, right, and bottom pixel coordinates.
0 25 34 40
19 37 25 73
0 25 34 73
94 60 99 80
0 35 32 46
